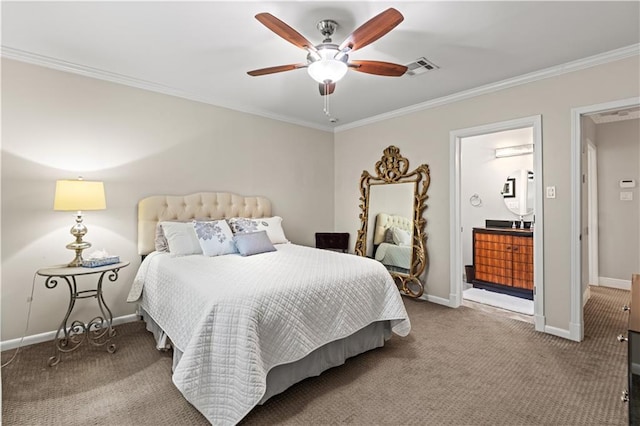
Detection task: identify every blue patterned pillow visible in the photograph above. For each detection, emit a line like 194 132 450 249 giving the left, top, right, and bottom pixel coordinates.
233 231 276 256
192 220 237 257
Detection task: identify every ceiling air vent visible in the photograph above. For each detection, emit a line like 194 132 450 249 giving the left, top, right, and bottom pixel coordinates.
405 57 439 77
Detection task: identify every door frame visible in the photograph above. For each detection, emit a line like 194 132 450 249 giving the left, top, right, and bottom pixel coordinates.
587 140 599 288
449 115 545 332
570 97 640 341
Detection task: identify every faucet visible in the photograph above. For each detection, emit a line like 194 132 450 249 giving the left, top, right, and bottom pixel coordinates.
519 215 525 229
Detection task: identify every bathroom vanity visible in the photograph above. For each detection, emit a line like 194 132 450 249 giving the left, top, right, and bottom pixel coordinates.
472 227 534 300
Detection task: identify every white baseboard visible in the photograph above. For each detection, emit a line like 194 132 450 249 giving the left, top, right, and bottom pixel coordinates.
599 276 631 290
583 286 591 307
534 314 545 332
569 321 583 342
0 313 140 352
545 324 573 341
420 293 456 307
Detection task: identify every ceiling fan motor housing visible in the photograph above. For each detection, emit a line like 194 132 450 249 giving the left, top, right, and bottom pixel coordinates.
317 19 338 42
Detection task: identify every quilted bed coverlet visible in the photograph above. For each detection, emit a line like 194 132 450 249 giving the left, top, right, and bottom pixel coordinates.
128 244 410 425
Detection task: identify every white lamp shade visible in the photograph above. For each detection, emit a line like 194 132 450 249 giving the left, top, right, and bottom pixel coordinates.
54 179 106 211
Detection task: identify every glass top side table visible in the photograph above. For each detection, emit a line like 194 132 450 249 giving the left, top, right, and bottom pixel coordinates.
37 261 130 366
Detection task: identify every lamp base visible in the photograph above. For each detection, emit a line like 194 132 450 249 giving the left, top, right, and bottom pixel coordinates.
66 240 92 267
66 214 91 267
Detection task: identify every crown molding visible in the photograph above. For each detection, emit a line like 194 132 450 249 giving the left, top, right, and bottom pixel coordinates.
0 46 334 133
334 43 640 133
2 44 638 134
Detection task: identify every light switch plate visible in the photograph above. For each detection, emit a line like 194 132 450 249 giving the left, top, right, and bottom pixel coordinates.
546 186 556 199
621 191 633 201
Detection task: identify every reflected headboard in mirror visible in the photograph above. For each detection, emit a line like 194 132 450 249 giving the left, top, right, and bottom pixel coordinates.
373 213 413 275
373 213 412 245
355 146 431 298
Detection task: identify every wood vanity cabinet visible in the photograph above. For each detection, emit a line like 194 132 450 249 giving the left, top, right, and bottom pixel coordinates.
472 227 534 299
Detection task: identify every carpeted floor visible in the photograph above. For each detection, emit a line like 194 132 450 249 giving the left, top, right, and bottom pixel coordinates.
1 286 630 425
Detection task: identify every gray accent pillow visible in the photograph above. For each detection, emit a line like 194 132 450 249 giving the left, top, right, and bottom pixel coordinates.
233 230 276 257
155 223 170 252
384 227 395 244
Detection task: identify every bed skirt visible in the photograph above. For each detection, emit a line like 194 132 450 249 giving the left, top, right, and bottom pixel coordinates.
139 307 392 404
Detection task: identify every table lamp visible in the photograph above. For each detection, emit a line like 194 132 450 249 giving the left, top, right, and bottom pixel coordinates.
54 177 106 267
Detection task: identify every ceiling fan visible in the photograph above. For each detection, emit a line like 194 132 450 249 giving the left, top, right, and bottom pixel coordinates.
247 8 408 96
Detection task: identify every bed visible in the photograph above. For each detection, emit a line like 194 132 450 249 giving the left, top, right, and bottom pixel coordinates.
372 213 413 273
126 192 410 425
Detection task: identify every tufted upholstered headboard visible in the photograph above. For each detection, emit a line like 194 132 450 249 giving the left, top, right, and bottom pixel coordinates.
138 192 272 255
373 213 413 245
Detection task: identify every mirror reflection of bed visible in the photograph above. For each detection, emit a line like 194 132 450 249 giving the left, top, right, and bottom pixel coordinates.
366 182 414 275
373 213 412 274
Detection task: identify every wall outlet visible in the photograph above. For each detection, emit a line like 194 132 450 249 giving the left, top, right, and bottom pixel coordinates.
546 186 556 199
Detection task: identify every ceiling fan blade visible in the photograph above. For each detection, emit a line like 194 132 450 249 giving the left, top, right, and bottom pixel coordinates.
247 63 306 76
319 82 336 96
255 13 315 51
349 60 407 76
338 8 404 53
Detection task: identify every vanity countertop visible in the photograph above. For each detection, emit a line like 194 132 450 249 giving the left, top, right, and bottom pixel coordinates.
474 227 534 236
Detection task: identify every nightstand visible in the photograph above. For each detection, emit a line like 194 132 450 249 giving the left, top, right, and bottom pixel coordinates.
315 232 349 253
37 261 130 366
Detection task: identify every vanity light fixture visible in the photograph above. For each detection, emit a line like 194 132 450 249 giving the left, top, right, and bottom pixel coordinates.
495 144 534 158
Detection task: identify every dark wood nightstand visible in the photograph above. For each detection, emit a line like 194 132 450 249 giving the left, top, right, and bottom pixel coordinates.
315 233 349 253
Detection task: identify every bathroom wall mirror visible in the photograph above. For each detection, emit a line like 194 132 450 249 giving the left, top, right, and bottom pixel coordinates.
355 146 431 298
502 169 534 215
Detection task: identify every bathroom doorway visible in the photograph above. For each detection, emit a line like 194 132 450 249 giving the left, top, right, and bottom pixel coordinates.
450 116 545 332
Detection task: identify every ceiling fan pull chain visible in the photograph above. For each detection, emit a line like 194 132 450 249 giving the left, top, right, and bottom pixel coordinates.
322 82 339 123
323 83 330 115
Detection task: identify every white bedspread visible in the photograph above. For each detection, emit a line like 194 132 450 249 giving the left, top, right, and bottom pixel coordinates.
127 244 410 425
375 242 412 270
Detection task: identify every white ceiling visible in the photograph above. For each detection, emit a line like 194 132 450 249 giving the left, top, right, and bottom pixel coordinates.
2 1 639 131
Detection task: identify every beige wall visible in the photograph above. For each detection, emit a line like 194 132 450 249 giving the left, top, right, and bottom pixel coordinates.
2 55 639 343
334 56 640 332
1 59 334 341
596 118 640 280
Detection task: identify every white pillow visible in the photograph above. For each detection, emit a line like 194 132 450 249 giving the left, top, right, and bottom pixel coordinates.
392 227 412 246
228 216 289 244
192 220 237 257
159 221 202 256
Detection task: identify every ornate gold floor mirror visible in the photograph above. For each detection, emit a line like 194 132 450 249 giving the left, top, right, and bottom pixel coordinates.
355 146 430 297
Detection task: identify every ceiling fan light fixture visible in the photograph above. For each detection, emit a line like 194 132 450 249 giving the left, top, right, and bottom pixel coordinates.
307 60 348 83
307 46 348 83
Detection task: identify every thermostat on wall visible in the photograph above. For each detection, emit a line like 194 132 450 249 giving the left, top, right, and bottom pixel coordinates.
620 179 636 188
